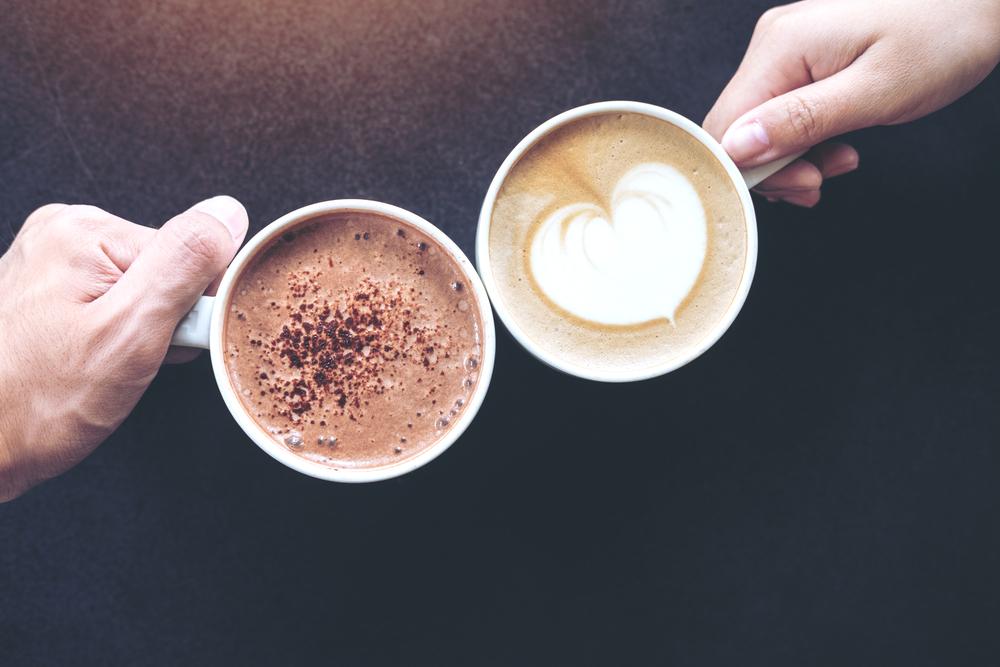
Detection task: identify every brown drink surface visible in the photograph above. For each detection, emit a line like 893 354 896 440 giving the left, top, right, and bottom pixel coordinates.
225 212 484 469
488 112 748 375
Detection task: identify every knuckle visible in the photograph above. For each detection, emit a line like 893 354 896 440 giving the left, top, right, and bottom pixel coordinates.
45 214 83 239
58 205 112 232
756 6 788 31
22 203 68 232
783 93 823 143
36 204 112 240
60 204 107 220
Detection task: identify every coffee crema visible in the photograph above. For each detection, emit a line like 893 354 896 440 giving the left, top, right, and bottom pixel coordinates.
224 212 484 469
488 112 747 374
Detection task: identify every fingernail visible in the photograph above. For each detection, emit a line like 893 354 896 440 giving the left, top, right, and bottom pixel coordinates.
754 186 820 194
827 154 860 178
193 195 247 240
722 120 769 163
784 192 820 208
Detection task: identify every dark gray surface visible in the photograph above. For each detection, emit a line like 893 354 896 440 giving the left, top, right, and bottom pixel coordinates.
2 1 999 665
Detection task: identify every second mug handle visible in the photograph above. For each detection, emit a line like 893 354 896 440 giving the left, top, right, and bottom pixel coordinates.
739 151 807 189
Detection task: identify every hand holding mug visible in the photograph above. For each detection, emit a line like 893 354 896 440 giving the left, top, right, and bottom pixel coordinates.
169 201 494 483
704 0 1000 206
0 197 248 501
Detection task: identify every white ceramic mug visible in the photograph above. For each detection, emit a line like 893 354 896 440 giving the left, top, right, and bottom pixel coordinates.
475 101 800 383
171 200 496 482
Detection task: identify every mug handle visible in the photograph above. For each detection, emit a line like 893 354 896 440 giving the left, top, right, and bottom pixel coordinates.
739 150 807 189
170 295 215 349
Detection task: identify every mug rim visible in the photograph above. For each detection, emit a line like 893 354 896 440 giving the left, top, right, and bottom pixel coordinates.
209 199 496 483
474 100 758 382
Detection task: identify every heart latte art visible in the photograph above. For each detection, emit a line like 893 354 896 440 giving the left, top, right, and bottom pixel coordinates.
488 111 747 374
529 163 707 326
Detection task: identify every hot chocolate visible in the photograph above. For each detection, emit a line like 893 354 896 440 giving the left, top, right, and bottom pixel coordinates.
224 211 485 469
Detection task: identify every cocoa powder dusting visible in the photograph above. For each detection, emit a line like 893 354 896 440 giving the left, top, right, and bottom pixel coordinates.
266 274 440 422
225 212 484 470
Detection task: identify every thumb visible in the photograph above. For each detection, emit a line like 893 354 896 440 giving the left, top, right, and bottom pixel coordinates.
720 64 881 168
111 195 249 322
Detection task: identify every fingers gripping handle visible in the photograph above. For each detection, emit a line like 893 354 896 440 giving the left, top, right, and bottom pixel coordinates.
171 295 215 349
739 151 807 189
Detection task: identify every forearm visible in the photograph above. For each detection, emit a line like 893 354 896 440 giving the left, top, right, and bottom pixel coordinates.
0 345 36 499
0 315 43 502
0 388 27 502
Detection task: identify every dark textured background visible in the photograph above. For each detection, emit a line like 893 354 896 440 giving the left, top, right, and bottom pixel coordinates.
2 1 999 665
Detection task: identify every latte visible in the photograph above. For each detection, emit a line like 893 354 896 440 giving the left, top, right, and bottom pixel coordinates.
487 112 747 375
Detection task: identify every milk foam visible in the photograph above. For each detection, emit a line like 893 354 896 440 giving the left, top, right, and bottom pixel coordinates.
488 112 747 374
529 162 707 325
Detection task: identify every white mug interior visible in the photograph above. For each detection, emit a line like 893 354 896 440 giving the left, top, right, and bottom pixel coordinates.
475 101 760 383
179 200 496 483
